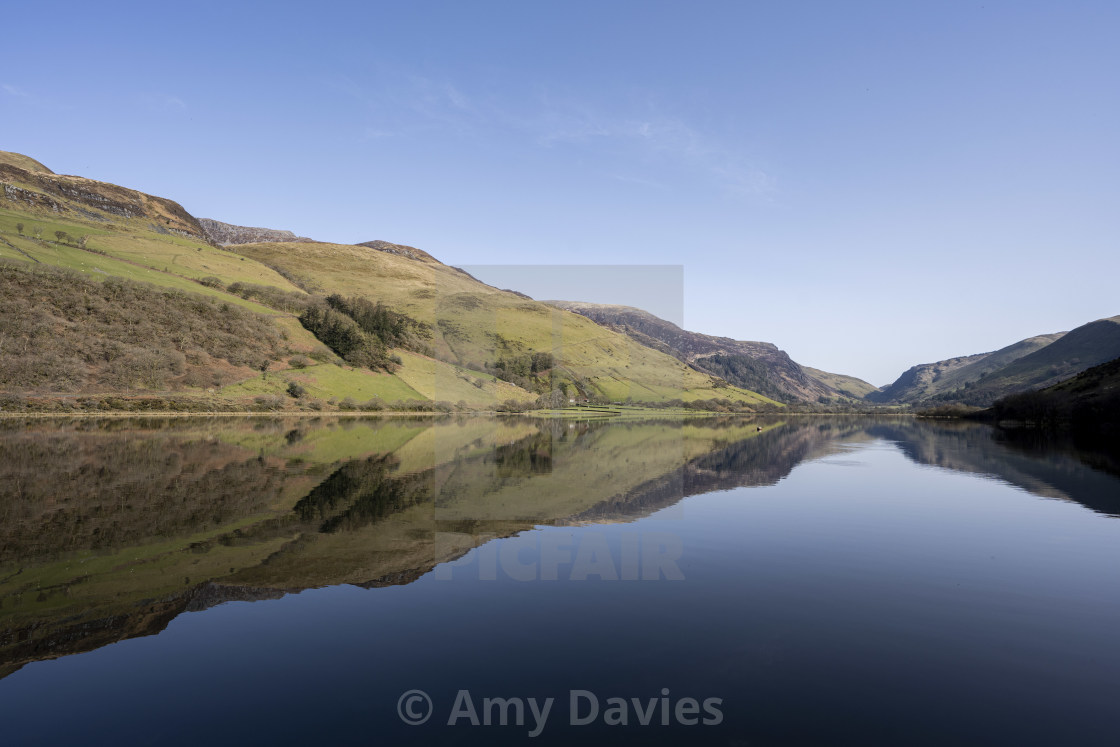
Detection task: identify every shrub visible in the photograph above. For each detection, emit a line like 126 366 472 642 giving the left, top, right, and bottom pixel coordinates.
226 282 311 312
286 382 306 399
0 260 287 394
253 395 286 411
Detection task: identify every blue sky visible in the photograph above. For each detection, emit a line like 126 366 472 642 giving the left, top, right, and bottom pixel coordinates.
3 1 1118 385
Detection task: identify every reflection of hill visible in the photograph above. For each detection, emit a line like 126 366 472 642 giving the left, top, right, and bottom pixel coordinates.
4 415 1119 680
572 419 871 521
869 420 1120 517
0 417 763 677
0 427 311 562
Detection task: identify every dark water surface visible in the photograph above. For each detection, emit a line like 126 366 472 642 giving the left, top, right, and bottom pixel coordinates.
1 415 1119 745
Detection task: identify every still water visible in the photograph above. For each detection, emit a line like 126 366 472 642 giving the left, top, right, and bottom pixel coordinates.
1 415 1119 745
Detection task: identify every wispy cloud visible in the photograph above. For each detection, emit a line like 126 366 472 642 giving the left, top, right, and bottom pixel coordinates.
142 93 187 112
2 83 30 97
361 127 396 140
326 71 774 199
528 101 774 198
326 72 477 140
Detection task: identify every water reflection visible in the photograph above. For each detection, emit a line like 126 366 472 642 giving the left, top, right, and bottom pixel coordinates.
1 414 1118 680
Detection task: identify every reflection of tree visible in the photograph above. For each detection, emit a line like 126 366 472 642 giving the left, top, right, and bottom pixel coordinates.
293 454 433 533
492 430 553 477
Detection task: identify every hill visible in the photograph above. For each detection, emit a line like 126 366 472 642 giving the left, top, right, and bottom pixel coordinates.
233 242 777 406
0 150 776 412
869 333 1064 404
356 239 440 263
0 151 54 174
873 317 1120 407
959 318 1120 405
802 366 880 400
985 355 1120 441
543 300 874 402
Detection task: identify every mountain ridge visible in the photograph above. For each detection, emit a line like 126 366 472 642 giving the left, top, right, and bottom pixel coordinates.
873 320 1120 406
544 300 875 403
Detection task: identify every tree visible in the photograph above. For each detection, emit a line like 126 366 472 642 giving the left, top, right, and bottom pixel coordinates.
531 352 554 373
54 230 67 242
15 223 23 235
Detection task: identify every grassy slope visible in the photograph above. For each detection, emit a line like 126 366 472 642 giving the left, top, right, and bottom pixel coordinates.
1 152 776 409
234 240 777 406
801 367 879 400
0 160 540 406
0 150 54 173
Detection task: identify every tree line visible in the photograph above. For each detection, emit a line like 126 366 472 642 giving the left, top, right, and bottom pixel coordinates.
298 294 431 372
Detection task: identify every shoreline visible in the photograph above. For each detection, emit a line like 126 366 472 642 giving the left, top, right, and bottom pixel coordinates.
0 408 911 421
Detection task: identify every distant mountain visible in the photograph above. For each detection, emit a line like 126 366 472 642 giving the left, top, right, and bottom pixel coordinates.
958 317 1120 405
869 333 1064 404
873 316 1120 406
543 300 874 402
802 366 880 400
199 218 314 246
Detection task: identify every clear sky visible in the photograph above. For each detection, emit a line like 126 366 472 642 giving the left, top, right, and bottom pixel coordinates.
3 1 1117 385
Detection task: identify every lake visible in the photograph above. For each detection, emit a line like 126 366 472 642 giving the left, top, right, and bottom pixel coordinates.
1 415 1119 745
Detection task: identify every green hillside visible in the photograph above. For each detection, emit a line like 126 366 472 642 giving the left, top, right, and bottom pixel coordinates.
986 355 1120 440
802 367 880 400
232 240 778 406
0 151 776 412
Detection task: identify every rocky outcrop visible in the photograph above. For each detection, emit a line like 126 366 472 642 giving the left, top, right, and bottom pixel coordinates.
0 160 205 239
545 300 845 402
358 239 440 263
868 353 991 403
199 218 313 246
